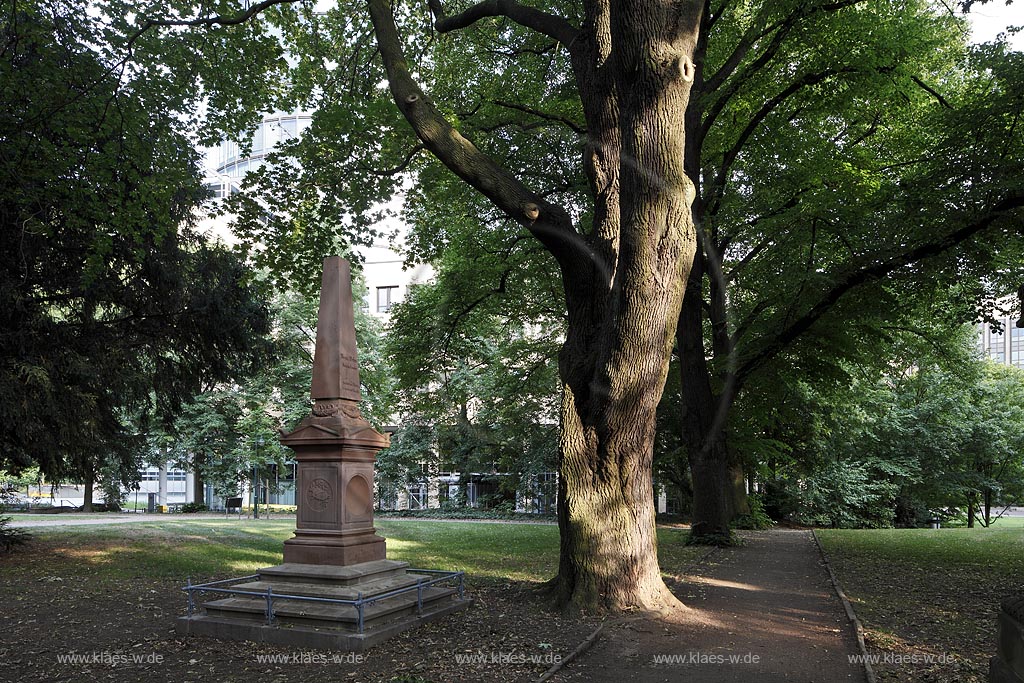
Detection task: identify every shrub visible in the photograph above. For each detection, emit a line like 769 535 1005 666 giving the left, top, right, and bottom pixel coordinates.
376 507 555 522
731 495 774 530
179 502 208 513
0 516 29 553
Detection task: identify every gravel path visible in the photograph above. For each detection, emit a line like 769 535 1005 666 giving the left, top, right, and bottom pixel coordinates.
559 529 867 683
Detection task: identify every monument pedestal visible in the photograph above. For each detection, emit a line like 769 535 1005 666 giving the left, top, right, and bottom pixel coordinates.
279 405 390 567
176 257 470 651
176 560 468 651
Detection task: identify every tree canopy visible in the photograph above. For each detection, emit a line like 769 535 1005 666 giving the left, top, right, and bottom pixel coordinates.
23 0 1024 611
0 2 273 491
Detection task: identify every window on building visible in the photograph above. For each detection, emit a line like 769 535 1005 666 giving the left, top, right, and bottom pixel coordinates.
280 117 297 138
990 326 1007 363
407 483 427 510
1012 325 1023 368
376 286 399 313
252 124 265 155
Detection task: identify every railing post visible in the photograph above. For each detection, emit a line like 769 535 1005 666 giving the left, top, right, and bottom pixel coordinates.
458 572 465 600
265 586 274 625
416 579 423 615
357 592 365 634
186 577 194 616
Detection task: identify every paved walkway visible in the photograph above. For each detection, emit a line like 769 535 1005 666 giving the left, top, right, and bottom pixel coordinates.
5 513 242 527
559 530 866 683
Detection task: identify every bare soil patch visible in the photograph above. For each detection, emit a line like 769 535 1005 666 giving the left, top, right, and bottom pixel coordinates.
0 537 599 683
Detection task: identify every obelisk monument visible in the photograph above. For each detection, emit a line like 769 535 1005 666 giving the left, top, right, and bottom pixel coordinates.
280 256 390 565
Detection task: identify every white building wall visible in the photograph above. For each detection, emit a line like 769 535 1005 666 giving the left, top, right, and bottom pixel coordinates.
357 243 434 321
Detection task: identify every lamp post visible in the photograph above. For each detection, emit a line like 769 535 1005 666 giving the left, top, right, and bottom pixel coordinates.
253 436 265 520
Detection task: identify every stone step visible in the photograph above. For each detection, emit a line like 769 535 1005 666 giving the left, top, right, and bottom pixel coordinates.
178 593 472 651
257 560 409 586
230 572 430 601
202 586 460 632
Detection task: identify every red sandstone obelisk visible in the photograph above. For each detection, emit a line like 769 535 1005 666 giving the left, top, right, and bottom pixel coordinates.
280 257 389 565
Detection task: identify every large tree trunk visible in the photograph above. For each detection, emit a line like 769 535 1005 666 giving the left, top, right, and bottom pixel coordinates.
370 0 703 613
82 467 94 512
553 382 679 612
729 457 750 516
674 13 746 541
677 264 736 539
192 452 206 506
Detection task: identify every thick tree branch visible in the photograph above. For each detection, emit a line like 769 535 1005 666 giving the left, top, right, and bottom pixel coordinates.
734 194 1024 382
427 0 579 47
366 0 591 279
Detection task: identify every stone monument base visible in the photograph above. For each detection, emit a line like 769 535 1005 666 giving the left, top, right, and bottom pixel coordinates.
990 596 1024 683
177 560 470 651
282 528 386 566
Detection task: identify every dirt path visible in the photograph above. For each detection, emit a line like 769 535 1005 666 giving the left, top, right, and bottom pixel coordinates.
558 529 866 683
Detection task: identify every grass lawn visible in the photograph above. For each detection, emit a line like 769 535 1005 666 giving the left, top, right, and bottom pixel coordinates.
3 518 699 583
818 527 1024 683
989 515 1024 528
0 518 702 683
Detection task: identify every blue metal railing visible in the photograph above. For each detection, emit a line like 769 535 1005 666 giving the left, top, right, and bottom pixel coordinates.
183 569 465 634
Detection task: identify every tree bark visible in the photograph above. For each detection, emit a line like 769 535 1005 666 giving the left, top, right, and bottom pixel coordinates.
82 467 94 512
728 456 750 515
368 0 704 610
677 261 737 539
193 452 206 506
675 10 747 540
368 0 703 611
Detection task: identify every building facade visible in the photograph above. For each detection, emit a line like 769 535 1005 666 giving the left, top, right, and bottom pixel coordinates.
979 307 1024 368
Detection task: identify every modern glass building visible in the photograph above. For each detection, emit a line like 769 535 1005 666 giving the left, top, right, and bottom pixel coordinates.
205 112 314 199
979 308 1024 369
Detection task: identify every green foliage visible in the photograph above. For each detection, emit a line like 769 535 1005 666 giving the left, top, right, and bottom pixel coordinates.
760 327 1024 529
0 517 29 553
0 2 272 489
179 502 209 513
730 495 774 530
797 460 900 529
379 256 561 502
377 508 554 522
